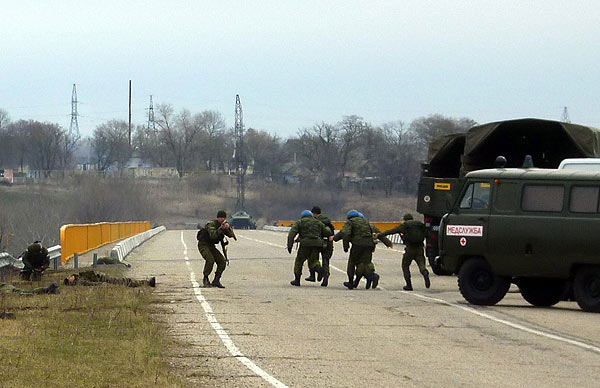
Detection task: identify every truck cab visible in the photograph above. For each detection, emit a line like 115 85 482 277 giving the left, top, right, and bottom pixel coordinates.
437 168 600 312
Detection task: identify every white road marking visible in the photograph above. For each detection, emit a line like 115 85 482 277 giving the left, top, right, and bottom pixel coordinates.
180 232 289 388
245 233 600 355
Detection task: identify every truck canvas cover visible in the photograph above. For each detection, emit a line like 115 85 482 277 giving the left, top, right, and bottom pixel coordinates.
426 118 600 178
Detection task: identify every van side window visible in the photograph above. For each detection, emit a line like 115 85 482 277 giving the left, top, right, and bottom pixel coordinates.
570 186 600 213
522 185 564 212
459 182 490 210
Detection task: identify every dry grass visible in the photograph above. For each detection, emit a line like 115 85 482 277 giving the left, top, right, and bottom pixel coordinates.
0 268 186 388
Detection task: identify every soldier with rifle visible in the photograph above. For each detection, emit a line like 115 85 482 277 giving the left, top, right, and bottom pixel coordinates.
197 210 237 288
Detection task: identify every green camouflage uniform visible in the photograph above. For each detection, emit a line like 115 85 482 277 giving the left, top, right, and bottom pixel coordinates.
287 214 332 280
0 282 55 295
197 220 235 279
21 242 50 280
334 216 392 287
380 219 429 289
69 270 151 287
315 214 335 275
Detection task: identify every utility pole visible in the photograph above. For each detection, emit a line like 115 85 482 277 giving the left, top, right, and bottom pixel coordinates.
128 80 132 147
234 94 245 211
69 84 79 133
561 106 571 123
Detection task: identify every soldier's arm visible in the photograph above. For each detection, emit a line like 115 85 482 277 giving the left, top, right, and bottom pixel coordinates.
287 222 299 250
379 224 405 237
333 221 352 242
321 222 333 237
207 222 224 241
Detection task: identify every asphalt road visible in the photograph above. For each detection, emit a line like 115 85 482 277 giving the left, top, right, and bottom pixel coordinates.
127 229 600 388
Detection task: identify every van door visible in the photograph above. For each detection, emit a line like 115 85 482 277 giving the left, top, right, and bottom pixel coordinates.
489 183 565 277
444 180 491 259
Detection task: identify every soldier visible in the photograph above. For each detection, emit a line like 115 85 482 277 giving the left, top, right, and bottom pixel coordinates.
64 270 155 287
197 210 237 288
96 256 132 267
334 210 393 290
20 241 50 281
379 213 430 291
304 206 335 287
287 210 333 286
0 282 59 295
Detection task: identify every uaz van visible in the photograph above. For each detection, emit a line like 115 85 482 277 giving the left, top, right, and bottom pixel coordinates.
436 167 600 312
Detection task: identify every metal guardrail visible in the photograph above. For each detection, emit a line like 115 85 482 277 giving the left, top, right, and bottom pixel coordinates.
49 245 61 270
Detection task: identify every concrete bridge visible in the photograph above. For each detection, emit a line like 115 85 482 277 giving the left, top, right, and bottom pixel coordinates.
119 229 600 387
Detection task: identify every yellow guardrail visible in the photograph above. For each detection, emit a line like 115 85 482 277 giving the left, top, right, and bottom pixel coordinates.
277 220 401 232
59 221 151 265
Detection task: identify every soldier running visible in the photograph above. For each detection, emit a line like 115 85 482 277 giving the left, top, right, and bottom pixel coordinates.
304 206 335 287
334 210 393 289
196 210 237 288
379 213 430 291
287 210 333 286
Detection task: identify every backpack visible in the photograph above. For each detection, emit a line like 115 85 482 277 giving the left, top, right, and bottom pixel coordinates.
403 221 426 244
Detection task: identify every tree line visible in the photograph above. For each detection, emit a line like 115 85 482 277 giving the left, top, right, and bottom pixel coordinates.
0 106 475 194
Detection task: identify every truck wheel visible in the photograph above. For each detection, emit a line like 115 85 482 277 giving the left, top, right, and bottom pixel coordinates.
573 266 600 312
458 259 510 306
518 278 566 307
429 256 452 276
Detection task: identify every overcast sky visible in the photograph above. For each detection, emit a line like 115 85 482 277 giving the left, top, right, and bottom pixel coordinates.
1 0 599 137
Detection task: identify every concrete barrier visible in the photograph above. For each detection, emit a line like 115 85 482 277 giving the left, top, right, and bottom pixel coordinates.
110 226 166 262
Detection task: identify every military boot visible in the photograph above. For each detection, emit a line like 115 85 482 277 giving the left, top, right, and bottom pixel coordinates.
403 272 413 291
202 276 212 288
305 270 316 282
211 274 225 289
44 283 60 294
370 272 380 289
353 275 363 289
316 266 325 282
147 277 156 287
422 269 431 289
343 275 355 290
290 274 301 286
321 273 329 287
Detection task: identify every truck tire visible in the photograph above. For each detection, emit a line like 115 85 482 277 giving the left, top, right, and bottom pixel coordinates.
458 258 510 306
518 278 566 307
573 266 600 312
429 256 452 276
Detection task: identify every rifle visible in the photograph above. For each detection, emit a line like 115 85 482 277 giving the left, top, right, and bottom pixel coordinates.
220 237 230 267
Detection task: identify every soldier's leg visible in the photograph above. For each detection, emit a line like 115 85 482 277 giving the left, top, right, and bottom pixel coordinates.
343 248 358 289
291 246 309 286
402 252 413 291
198 244 216 287
307 247 325 281
211 247 227 288
411 246 430 288
320 243 333 287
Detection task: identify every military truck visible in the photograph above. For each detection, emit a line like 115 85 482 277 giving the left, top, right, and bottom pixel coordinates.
417 118 600 274
230 210 256 229
435 167 600 312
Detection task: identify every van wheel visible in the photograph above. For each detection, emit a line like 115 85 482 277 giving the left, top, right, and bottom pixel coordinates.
573 266 600 312
429 256 452 276
518 278 566 307
458 259 510 306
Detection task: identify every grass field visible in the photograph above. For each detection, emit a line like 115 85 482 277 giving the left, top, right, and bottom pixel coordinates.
0 267 186 388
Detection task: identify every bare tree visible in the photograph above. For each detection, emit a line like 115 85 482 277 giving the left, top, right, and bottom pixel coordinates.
156 105 205 178
409 114 475 149
244 128 284 179
198 110 226 172
92 120 132 173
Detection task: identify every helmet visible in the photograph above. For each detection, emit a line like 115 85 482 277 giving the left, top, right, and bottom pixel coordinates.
357 212 365 218
347 210 360 219
216 210 227 218
403 213 414 221
301 210 313 217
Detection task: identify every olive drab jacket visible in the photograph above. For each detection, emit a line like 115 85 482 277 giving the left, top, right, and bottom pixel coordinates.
22 243 50 270
380 220 426 247
315 214 335 236
287 215 333 250
197 220 235 246
333 215 392 248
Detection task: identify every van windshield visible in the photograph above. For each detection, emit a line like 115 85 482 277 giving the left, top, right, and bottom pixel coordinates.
459 181 491 210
